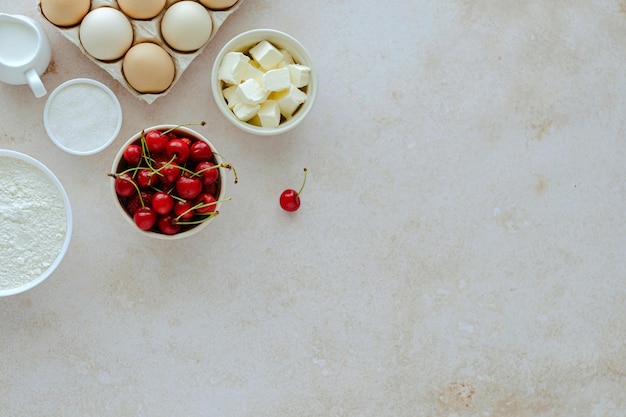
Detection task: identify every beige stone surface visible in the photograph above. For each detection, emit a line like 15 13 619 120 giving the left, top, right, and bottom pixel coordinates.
1 1 625 416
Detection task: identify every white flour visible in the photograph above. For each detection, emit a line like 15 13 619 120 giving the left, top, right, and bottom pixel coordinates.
47 83 119 152
0 156 67 290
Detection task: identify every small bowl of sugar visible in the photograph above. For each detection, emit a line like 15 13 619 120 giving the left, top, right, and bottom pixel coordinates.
0 149 72 297
44 78 122 155
211 29 317 136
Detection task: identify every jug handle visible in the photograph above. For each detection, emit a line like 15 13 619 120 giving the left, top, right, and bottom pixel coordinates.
25 68 47 98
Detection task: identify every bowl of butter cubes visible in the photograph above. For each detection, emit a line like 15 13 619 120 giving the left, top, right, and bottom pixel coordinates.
211 28 317 136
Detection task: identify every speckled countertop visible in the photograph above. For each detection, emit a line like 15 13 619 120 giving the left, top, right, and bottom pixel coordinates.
1 1 626 416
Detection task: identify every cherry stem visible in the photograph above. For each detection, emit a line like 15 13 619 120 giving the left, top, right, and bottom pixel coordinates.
213 151 239 184
116 165 146 177
297 168 308 196
162 121 207 136
139 131 156 171
174 211 219 225
174 197 232 223
150 155 178 176
188 163 230 178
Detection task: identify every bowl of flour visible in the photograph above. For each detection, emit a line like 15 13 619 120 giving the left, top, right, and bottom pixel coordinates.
0 150 72 296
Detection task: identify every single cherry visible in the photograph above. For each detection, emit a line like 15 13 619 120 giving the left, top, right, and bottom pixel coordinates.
123 144 142 165
152 191 174 215
158 162 181 185
280 168 308 212
113 173 136 197
176 174 203 200
145 130 168 153
136 168 159 189
173 199 195 220
158 215 181 235
189 141 213 162
195 193 217 214
195 161 219 186
133 207 157 231
166 138 190 164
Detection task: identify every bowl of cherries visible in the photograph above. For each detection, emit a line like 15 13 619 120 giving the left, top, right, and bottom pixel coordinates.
109 123 235 239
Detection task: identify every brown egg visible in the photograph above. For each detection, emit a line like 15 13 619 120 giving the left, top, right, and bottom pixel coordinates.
40 0 90 27
117 0 166 20
122 43 175 94
198 0 238 10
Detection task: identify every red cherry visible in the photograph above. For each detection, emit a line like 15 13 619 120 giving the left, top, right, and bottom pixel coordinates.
195 161 219 186
145 130 168 153
136 168 159 189
280 168 308 212
152 191 174 215
195 193 217 214
157 215 181 235
279 189 300 212
114 173 136 197
158 163 181 185
166 138 190 164
189 141 213 162
123 144 142 165
133 207 157 231
173 199 194 220
176 174 203 200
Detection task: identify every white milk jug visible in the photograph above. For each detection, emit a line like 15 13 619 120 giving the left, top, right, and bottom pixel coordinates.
0 14 51 98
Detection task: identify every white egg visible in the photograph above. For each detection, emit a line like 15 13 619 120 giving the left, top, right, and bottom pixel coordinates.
161 1 213 52
79 7 134 61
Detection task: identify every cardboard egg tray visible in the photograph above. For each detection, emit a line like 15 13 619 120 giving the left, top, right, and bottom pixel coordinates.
37 0 245 104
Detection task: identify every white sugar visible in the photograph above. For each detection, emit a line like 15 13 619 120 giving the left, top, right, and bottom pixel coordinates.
47 83 119 153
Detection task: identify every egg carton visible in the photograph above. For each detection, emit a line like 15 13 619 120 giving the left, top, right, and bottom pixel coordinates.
36 0 245 104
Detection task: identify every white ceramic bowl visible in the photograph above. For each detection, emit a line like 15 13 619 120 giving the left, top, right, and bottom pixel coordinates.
110 125 227 239
211 29 317 136
0 150 72 297
44 78 122 155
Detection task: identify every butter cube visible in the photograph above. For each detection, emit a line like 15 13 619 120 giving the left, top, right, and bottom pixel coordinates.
222 85 241 109
263 67 291 92
233 102 260 122
288 64 311 88
218 51 249 85
274 85 307 119
244 62 264 86
236 78 268 105
278 49 294 67
249 40 283 70
257 100 281 128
